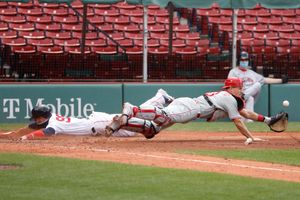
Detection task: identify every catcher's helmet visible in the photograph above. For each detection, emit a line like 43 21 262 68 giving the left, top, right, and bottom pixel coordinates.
30 105 52 120
223 77 243 89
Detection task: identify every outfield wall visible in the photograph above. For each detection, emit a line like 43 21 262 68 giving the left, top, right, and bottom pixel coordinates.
0 83 298 123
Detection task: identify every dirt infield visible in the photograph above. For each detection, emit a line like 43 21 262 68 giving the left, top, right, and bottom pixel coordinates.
1 131 300 182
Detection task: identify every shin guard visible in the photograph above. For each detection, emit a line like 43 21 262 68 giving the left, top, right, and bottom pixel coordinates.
122 117 161 139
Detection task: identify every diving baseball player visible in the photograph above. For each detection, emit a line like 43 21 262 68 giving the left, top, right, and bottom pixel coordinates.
228 51 288 115
105 77 285 145
2 89 174 140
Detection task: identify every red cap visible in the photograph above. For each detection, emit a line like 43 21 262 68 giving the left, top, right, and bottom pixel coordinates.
223 77 243 89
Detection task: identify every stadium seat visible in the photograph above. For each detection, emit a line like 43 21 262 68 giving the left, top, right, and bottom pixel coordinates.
53 15 79 24
134 38 159 48
148 9 169 17
185 39 210 47
282 16 300 25
37 46 64 54
243 24 269 32
85 38 107 47
176 32 200 40
1 15 26 23
17 7 43 16
265 39 290 47
35 23 61 31
97 24 114 33
160 39 186 48
156 16 180 25
269 24 294 33
64 46 91 54
257 16 283 25
91 46 118 55
26 15 52 24
105 16 130 24
148 47 169 54
124 32 144 40
43 7 69 16
244 8 271 17
238 17 257 25
0 30 17 39
61 23 83 32
46 31 72 39
150 32 176 40
0 21 8 31
54 38 80 47
72 31 98 40
11 45 36 54
130 16 156 25
88 15 105 24
18 31 45 39
253 32 279 40
1 38 26 46
270 9 296 17
9 22 35 31
108 38 133 47
27 38 54 47
0 7 17 16
120 9 143 17
94 8 119 17
123 46 143 54
166 24 190 33
114 24 140 32
148 24 166 33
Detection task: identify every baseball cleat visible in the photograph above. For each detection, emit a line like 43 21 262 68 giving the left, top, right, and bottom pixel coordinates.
158 89 174 105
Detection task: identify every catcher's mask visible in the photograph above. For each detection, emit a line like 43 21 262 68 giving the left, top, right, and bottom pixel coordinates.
223 77 243 89
30 105 52 121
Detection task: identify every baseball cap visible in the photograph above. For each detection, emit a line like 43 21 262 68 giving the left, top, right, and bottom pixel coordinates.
240 51 249 60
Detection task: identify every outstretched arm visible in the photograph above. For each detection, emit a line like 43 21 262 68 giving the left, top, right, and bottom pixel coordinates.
232 118 264 145
19 127 55 140
239 109 266 122
264 77 283 84
0 126 36 140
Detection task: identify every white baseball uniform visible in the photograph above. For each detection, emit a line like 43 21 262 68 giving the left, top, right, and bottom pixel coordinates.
45 112 135 137
162 91 241 125
228 67 264 112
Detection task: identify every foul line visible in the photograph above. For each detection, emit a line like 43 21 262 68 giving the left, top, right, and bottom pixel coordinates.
66 146 300 174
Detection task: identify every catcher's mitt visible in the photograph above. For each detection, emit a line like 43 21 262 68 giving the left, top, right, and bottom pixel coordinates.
268 112 288 132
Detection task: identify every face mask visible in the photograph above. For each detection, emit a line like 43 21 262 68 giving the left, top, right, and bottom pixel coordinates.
239 61 249 68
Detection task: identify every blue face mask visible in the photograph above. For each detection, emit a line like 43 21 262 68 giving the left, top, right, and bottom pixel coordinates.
239 61 249 68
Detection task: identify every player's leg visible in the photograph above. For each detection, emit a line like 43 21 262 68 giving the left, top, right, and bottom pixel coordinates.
140 88 174 108
243 82 261 100
116 117 162 139
105 102 170 137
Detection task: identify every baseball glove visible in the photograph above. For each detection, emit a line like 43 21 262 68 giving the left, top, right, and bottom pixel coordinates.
268 112 288 132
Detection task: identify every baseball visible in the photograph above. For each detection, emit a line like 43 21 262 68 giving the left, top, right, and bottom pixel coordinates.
282 100 289 107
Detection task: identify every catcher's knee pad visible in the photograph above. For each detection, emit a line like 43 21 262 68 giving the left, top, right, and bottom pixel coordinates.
122 117 161 139
132 105 170 125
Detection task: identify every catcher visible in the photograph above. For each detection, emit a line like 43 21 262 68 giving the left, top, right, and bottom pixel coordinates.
105 77 288 145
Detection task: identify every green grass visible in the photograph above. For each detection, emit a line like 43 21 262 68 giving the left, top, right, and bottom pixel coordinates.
0 153 299 200
178 149 300 166
166 122 300 132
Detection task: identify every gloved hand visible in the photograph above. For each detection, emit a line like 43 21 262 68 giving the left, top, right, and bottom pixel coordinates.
281 75 288 84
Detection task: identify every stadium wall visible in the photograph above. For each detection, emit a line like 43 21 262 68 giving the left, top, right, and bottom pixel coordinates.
0 83 297 123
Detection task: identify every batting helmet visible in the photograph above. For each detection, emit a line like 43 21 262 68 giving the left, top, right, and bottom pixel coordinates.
223 77 243 89
30 105 52 120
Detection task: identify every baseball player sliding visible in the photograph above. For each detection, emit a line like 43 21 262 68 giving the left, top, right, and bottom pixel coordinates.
228 51 288 121
1 89 174 140
105 77 286 145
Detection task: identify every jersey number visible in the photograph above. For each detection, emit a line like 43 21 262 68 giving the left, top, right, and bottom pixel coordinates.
56 115 71 123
